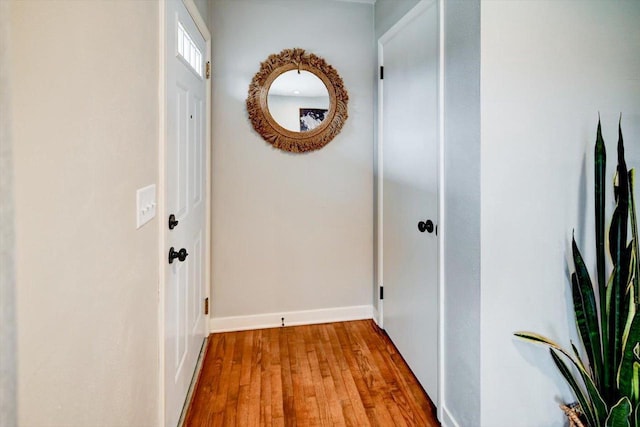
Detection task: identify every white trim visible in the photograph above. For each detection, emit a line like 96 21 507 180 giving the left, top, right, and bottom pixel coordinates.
204 25 212 348
377 0 442 414
157 2 167 425
376 0 438 319
159 1 211 425
377 0 435 44
377 0 443 412
183 0 211 41
437 0 446 421
442 405 461 427
182 0 213 342
209 305 374 333
372 305 381 327
376 31 384 332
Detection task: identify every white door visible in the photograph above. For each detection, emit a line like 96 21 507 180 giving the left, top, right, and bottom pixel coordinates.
379 0 440 407
164 1 207 425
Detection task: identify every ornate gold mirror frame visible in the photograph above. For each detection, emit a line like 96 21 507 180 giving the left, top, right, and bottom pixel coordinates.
246 48 349 153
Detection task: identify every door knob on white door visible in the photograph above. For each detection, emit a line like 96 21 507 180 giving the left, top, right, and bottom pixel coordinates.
168 247 189 264
418 220 434 233
168 214 179 230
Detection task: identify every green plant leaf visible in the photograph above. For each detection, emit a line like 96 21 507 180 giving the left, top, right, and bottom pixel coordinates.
550 348 597 426
615 119 629 207
620 314 640 403
624 158 640 411
516 332 601 379
515 333 607 424
628 169 639 305
611 119 631 371
571 341 608 423
609 268 618 317
514 331 561 347
514 120 640 424
606 397 632 427
610 204 631 398
605 263 618 401
596 118 609 391
572 237 604 387
634 359 640 404
621 243 635 357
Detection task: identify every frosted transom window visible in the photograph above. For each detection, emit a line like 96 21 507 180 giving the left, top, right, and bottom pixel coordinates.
177 22 202 77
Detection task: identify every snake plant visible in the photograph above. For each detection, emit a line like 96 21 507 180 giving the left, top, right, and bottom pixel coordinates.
516 119 640 427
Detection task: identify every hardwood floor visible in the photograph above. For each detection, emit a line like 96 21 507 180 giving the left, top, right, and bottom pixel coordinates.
184 320 439 426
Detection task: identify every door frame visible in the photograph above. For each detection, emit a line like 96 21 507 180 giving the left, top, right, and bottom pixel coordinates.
158 0 212 425
375 0 445 419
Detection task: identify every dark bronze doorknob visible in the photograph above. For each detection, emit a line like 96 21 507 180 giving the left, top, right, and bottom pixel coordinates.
168 214 179 230
418 220 434 233
168 247 189 264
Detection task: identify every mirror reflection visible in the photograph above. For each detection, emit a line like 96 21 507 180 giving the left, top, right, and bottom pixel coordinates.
267 70 330 133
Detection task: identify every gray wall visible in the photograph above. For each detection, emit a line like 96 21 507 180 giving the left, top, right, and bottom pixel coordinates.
481 1 640 425
0 1 16 425
442 1 481 426
210 0 375 318
11 2 160 424
375 0 420 39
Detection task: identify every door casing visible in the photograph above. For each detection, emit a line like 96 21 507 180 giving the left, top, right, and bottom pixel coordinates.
158 0 212 425
376 0 446 420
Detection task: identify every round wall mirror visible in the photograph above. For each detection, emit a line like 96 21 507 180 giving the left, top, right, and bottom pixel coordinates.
247 48 349 153
267 70 330 133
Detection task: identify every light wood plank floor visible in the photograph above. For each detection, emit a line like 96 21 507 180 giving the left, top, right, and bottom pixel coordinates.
184 320 439 426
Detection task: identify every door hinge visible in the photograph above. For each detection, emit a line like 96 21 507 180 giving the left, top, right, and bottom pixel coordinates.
204 297 209 315
379 286 384 300
205 61 211 79
379 66 384 80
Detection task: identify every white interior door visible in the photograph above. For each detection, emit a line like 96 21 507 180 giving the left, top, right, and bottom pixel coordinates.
379 0 440 407
164 1 207 425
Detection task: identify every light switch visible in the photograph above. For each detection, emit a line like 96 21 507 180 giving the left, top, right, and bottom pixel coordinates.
136 184 157 229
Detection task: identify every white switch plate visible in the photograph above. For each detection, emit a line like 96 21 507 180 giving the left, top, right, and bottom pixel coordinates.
136 184 157 229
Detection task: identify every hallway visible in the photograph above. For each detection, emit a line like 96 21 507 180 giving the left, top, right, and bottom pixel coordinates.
185 320 439 426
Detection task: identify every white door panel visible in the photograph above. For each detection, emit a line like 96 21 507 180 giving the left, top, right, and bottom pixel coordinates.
164 1 207 425
380 0 439 407
174 82 189 219
191 95 204 206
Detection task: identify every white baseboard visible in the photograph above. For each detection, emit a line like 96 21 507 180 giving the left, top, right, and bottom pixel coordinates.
209 305 374 333
441 405 461 427
372 305 381 327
